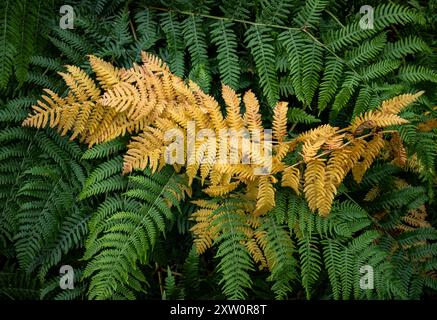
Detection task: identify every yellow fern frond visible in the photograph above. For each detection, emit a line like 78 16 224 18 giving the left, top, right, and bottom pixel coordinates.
190 208 217 254
304 158 326 214
379 91 424 114
22 51 423 220
254 175 275 216
282 166 300 195
222 84 244 132
65 65 101 100
350 111 408 133
88 55 121 90
191 199 220 210
364 185 380 202
243 90 263 133
100 82 141 116
203 182 239 197
352 134 385 183
298 124 337 142
272 102 288 143
22 90 65 128
70 101 94 140
418 119 437 132
389 131 407 168
140 51 170 73
245 238 268 270
302 138 326 162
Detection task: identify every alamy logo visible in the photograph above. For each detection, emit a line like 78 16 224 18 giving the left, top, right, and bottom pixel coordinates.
359 265 374 290
59 5 74 29
59 265 74 290
359 5 374 30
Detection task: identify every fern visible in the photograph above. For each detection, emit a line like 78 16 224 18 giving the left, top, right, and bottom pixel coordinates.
159 12 185 77
0 0 436 302
212 199 254 299
83 167 189 299
210 20 240 89
245 25 279 106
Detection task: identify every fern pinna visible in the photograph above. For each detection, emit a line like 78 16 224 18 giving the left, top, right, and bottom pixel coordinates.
1 0 436 300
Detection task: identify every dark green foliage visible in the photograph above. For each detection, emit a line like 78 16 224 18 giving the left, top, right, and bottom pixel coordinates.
0 0 436 301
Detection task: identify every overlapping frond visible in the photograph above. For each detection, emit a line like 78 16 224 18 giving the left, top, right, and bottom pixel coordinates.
22 51 425 217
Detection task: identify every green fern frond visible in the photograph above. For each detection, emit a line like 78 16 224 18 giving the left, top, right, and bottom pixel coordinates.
288 107 321 124
83 166 185 299
159 12 185 77
278 30 306 103
318 57 344 112
81 137 127 160
398 65 437 83
212 199 254 299
183 15 209 67
210 20 240 89
382 36 431 60
346 33 387 67
301 41 324 106
295 0 329 30
259 0 294 26
246 25 279 107
261 215 297 299
298 236 321 299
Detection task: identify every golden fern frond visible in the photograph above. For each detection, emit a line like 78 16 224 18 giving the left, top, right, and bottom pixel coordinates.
70 101 94 141
65 65 101 100
281 166 300 195
396 205 431 241
191 199 220 210
199 138 218 184
302 138 326 162
190 208 217 254
390 131 407 167
245 238 268 270
351 92 423 133
22 89 65 128
404 154 425 174
140 51 170 73
404 205 430 227
352 134 385 183
298 124 337 142
325 139 366 187
123 128 165 174
364 185 381 202
379 91 424 114
304 158 326 213
222 84 244 132
273 143 290 163
418 119 437 132
254 176 276 216
203 182 240 197
88 55 121 90
100 82 141 115
350 111 408 132
243 90 263 133
272 102 288 143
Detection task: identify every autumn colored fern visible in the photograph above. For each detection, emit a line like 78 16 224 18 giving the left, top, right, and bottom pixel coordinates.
22 52 425 217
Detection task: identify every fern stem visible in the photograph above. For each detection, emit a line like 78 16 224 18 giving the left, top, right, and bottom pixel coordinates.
325 10 345 27
129 19 138 42
146 6 302 31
